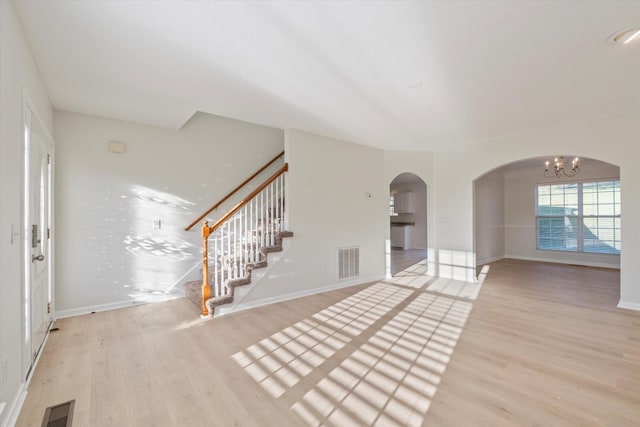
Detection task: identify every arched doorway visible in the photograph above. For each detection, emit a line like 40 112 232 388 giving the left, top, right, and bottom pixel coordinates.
389 173 428 276
473 156 620 274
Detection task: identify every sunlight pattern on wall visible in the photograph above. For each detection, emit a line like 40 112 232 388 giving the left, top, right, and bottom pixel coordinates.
122 185 198 302
437 249 476 282
123 235 192 259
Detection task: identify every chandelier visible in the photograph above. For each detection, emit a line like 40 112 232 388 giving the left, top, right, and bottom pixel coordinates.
544 156 579 178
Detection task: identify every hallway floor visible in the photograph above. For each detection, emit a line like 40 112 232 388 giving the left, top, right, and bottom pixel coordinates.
390 248 427 276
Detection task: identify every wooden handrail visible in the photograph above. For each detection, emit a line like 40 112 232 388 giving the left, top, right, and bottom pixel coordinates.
185 150 284 231
199 162 288 316
208 163 288 234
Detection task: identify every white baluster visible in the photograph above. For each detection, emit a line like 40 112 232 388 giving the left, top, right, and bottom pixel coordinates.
269 181 274 245
266 184 270 246
273 178 277 234
272 181 276 242
248 201 253 262
280 174 284 231
239 213 242 275
277 176 281 232
276 176 280 233
253 197 257 260
233 214 237 279
261 190 265 247
266 185 270 246
235 213 240 278
213 231 218 297
218 229 223 297
253 198 257 261
225 221 232 294
243 206 248 271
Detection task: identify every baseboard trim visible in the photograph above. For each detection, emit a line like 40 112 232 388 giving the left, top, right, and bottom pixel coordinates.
218 275 386 317
1 321 55 427
617 300 640 311
504 255 620 270
476 255 505 265
0 383 26 427
54 299 148 319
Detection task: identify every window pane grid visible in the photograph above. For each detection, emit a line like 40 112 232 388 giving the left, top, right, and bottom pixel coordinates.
536 180 620 254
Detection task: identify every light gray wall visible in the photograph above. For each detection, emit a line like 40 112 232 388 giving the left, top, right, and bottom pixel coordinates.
54 111 283 315
234 129 387 308
504 161 620 268
474 169 505 265
0 1 54 424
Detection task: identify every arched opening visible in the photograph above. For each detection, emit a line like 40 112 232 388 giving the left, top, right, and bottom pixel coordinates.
388 173 428 276
473 156 620 296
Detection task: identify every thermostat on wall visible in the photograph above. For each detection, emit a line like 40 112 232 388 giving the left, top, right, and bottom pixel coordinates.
108 141 126 153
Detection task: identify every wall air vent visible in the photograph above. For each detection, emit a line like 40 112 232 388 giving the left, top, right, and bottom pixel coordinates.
337 246 360 280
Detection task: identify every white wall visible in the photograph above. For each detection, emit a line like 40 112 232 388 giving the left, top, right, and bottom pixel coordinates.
432 113 640 308
474 169 505 265
54 111 283 315
234 129 387 307
504 161 620 268
390 177 427 250
383 151 433 210
0 1 53 425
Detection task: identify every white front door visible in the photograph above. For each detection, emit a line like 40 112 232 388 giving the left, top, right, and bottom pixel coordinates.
24 106 52 377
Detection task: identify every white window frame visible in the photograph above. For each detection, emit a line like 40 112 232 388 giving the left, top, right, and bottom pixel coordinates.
535 179 620 255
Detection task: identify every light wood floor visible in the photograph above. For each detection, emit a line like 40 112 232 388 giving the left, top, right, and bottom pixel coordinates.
16 259 639 426
390 248 427 276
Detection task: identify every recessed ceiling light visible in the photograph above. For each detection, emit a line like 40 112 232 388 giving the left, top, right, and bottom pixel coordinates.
608 28 640 45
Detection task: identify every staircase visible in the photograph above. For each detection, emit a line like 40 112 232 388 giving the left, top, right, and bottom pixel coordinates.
183 230 293 316
183 156 291 317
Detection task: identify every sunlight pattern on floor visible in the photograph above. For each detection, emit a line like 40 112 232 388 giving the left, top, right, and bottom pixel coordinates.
391 260 430 288
426 277 482 300
291 293 473 426
232 283 414 398
232 260 482 426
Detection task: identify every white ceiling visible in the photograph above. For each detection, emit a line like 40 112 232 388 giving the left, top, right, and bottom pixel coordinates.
13 1 640 151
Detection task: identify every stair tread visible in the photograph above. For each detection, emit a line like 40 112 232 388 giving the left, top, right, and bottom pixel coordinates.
184 230 293 316
209 295 233 306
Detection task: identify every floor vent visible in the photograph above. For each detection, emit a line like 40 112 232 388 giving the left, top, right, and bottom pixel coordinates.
337 246 360 280
41 400 74 427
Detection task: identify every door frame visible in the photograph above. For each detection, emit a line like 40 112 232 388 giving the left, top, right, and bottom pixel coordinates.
22 93 55 380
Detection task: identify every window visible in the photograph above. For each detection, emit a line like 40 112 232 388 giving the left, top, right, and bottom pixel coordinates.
535 180 620 254
582 181 621 254
389 194 398 216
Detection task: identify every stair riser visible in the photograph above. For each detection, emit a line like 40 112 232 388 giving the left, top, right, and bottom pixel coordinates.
183 231 293 316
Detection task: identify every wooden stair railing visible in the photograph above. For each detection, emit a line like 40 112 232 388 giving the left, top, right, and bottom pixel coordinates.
199 163 289 316
185 150 284 232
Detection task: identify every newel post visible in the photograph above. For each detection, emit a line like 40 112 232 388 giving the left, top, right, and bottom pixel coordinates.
201 221 212 316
